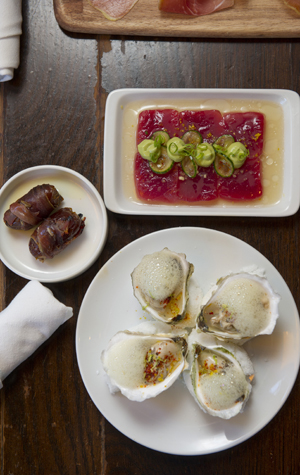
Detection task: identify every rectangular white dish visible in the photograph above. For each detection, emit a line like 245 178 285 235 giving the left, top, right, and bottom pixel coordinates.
103 88 300 217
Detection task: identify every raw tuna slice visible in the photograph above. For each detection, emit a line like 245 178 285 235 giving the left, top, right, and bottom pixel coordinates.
134 109 264 204
134 154 179 203
158 0 234 16
218 112 264 201
89 0 139 20
222 112 264 160
137 109 180 142
177 110 223 201
177 165 218 202
217 159 262 201
135 109 180 203
179 110 224 143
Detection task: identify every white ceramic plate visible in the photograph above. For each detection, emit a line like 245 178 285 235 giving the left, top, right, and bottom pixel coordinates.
104 88 300 217
76 227 300 455
0 166 108 282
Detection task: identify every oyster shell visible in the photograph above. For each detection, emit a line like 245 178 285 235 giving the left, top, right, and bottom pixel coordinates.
197 272 280 343
183 330 254 419
101 322 188 402
131 248 194 324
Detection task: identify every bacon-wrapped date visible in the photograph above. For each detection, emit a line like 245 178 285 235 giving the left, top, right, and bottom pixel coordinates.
29 208 85 261
3 184 64 230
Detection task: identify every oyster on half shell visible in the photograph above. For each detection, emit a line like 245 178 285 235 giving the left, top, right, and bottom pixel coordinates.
197 272 280 343
184 330 254 419
131 248 194 324
101 322 188 402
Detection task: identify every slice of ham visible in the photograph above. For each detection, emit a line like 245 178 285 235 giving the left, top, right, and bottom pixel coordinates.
159 0 234 16
29 208 85 261
284 0 300 13
3 184 64 230
88 0 139 20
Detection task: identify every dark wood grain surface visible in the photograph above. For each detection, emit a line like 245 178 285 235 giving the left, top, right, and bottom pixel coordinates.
0 0 300 473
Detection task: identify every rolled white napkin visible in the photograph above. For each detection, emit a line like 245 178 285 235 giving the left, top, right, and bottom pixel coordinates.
0 0 22 82
0 280 73 388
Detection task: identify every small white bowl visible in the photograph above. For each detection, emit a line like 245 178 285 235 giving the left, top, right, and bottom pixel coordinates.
0 165 108 282
104 88 300 217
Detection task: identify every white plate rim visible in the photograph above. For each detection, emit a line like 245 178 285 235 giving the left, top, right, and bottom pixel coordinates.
0 165 108 282
76 226 300 455
104 87 300 217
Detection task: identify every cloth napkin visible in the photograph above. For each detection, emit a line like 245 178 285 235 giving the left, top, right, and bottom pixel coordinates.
0 280 73 388
0 0 22 82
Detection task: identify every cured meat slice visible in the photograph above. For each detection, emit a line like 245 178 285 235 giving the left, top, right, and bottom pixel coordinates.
158 0 234 16
284 0 300 13
29 208 85 261
88 0 139 20
3 184 64 230
3 211 33 231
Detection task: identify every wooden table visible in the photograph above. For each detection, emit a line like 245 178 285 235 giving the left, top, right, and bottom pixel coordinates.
1 0 300 473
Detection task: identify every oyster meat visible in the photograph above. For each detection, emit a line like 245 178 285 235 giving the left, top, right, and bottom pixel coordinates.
131 248 194 324
198 272 280 342
101 322 188 401
184 330 254 419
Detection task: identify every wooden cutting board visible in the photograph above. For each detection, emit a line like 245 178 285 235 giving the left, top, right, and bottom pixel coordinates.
53 0 300 38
